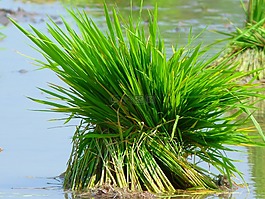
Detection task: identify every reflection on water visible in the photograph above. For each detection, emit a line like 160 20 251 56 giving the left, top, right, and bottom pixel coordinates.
247 118 265 199
248 145 265 199
1 0 265 198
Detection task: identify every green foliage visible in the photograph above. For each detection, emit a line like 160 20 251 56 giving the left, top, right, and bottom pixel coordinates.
216 0 265 50
214 0 265 80
244 0 265 25
11 4 265 194
219 18 265 50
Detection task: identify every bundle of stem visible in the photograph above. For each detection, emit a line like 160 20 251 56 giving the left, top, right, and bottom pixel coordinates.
11 3 265 194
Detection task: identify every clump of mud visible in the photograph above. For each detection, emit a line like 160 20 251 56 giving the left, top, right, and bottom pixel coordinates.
73 184 155 199
0 8 36 25
69 176 240 199
0 7 61 26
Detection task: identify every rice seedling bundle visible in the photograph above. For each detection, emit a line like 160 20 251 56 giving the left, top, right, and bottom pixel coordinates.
216 0 265 80
11 3 265 195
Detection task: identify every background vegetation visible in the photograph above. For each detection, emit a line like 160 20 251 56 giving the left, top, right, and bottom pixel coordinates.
216 0 265 80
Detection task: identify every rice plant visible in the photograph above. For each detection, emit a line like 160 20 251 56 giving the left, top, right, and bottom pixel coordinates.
245 0 265 26
215 0 265 79
11 3 265 195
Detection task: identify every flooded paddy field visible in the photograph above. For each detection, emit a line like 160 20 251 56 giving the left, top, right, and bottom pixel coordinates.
1 0 265 198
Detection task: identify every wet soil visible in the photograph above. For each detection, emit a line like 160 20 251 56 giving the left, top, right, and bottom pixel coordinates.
0 7 61 26
68 179 237 199
0 8 36 25
75 185 155 199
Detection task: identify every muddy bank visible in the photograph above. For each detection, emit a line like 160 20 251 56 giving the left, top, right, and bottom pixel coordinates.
0 8 36 25
0 7 61 26
76 185 155 199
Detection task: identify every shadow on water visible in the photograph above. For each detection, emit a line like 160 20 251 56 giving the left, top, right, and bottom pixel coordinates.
1 0 265 198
